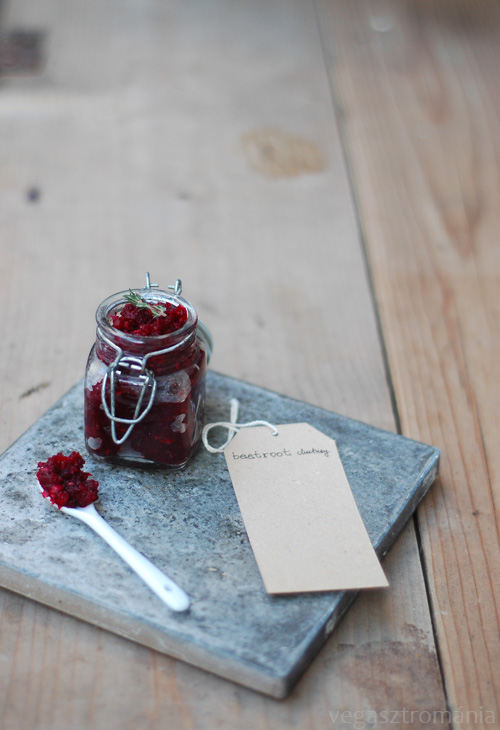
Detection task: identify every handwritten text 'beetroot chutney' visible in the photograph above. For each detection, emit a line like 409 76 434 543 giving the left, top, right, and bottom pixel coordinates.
84 280 212 469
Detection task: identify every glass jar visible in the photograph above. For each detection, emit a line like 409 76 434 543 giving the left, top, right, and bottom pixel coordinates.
84 278 212 469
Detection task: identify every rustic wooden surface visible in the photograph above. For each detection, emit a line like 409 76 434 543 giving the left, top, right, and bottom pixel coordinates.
315 1 500 725
0 0 497 727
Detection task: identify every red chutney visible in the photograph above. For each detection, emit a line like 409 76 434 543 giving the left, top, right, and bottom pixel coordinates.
111 298 188 336
37 451 99 508
84 288 209 469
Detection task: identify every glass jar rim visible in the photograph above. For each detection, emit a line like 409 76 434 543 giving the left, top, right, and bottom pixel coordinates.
96 288 198 348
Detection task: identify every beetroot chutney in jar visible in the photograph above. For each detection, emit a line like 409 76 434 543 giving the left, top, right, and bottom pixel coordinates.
84 277 212 469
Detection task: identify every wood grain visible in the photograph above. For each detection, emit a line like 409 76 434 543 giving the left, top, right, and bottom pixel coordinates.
315 0 500 724
0 0 446 727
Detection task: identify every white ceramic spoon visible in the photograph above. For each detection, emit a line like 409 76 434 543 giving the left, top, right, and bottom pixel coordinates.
40 490 190 612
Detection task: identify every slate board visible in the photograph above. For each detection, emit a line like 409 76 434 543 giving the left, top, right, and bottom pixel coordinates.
0 371 439 697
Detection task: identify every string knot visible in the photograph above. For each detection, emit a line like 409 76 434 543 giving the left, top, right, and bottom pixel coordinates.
202 398 278 453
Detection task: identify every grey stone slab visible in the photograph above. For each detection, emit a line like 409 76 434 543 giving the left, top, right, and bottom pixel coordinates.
0 371 439 697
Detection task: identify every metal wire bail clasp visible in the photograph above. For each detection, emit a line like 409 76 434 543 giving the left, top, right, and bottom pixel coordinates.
101 355 157 445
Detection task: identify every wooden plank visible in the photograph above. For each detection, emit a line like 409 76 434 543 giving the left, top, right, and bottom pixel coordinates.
0 0 446 726
315 0 500 724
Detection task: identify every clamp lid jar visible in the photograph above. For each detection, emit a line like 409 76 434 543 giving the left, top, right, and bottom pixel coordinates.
84 275 212 469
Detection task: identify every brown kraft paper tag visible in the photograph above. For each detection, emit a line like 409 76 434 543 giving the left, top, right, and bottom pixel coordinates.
224 423 388 594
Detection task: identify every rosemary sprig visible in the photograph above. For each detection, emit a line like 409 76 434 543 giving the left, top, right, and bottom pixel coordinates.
123 290 166 318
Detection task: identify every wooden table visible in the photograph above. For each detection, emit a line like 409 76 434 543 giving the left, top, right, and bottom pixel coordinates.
1 1 498 727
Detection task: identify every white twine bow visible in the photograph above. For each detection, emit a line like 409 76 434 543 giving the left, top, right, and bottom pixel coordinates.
202 398 278 453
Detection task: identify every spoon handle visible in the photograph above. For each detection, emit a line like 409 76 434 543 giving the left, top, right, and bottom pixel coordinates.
63 504 190 612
